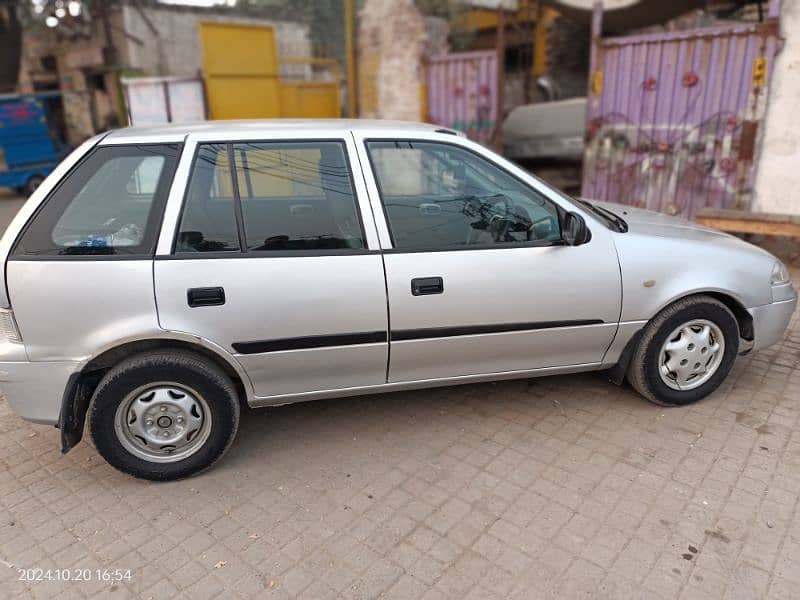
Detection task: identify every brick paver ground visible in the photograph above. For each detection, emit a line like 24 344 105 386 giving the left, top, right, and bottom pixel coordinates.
0 267 799 599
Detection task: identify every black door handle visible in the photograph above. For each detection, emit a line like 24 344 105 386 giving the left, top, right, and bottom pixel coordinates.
411 277 444 296
188 287 226 307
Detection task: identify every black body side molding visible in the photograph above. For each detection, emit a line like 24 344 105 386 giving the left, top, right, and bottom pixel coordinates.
233 320 606 354
392 320 605 341
233 331 387 354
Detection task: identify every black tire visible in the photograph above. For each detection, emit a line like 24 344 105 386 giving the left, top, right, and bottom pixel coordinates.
89 351 240 480
23 175 45 197
627 296 739 406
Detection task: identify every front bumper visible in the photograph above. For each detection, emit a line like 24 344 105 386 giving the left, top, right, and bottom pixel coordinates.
748 294 797 352
0 357 77 425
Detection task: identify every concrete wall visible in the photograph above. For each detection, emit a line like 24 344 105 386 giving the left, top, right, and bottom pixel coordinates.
358 0 427 121
120 5 311 78
18 26 108 144
753 2 800 215
357 2 450 121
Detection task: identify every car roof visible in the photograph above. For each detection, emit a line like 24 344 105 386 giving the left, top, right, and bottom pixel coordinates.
100 119 456 144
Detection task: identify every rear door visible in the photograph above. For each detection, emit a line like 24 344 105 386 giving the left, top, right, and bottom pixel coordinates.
355 131 622 383
154 130 388 400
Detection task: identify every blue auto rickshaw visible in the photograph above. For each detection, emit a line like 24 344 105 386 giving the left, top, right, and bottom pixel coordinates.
0 92 68 196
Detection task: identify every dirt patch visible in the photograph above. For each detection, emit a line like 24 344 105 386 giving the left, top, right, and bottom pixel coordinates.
704 529 731 544
734 411 764 430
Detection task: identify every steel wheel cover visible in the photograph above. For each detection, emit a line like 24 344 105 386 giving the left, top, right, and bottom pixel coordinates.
114 383 212 463
658 319 725 391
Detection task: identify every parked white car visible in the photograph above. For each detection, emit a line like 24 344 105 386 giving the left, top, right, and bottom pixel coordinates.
0 120 794 480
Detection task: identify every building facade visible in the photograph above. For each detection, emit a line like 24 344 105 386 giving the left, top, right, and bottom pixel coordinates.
15 2 310 145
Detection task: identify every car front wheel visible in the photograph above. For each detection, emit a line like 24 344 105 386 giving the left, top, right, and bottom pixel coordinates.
89 351 240 480
627 296 739 406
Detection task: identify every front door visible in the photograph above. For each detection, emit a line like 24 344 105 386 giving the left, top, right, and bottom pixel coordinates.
357 135 622 383
155 134 388 400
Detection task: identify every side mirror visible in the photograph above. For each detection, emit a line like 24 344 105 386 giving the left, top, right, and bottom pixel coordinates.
562 212 591 246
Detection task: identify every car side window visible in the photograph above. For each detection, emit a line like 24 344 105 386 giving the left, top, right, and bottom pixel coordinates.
366 140 562 250
13 144 180 257
176 144 241 253
176 141 364 253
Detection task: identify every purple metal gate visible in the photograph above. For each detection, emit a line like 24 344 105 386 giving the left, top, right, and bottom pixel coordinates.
581 1 781 217
426 51 498 146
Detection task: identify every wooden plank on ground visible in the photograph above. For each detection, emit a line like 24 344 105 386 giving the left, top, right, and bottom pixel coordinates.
694 208 800 237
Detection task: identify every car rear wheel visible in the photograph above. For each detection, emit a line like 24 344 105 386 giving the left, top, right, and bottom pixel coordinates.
23 175 45 197
89 351 240 480
627 296 739 406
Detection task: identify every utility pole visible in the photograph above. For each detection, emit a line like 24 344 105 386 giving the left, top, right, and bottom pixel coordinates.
344 0 357 118
98 2 119 67
494 4 506 152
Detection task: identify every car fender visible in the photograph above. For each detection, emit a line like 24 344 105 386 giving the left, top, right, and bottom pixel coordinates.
614 231 773 323
59 330 255 453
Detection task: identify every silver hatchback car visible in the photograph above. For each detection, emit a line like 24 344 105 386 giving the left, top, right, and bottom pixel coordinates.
0 120 795 480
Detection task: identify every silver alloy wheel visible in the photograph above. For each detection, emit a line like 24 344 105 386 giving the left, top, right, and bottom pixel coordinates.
114 383 212 463
658 319 725 391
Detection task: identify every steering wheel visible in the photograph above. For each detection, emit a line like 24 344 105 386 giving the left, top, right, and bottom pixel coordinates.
465 194 515 244
528 214 559 241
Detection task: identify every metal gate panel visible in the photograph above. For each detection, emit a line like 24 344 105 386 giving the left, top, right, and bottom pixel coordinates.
277 58 340 118
200 22 281 120
426 51 498 146
581 2 781 217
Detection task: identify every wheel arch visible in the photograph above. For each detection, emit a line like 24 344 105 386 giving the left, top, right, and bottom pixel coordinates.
702 291 754 342
650 289 753 341
60 334 252 453
609 289 752 386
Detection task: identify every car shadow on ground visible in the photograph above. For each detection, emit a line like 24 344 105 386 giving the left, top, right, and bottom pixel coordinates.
220 371 647 473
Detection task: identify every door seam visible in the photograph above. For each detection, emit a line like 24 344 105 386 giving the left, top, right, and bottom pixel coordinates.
600 236 625 364
350 130 391 383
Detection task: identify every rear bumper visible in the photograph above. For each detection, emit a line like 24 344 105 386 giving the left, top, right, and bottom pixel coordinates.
748 295 797 352
0 358 77 425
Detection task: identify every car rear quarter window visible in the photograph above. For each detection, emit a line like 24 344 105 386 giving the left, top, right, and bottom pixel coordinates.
176 140 364 253
13 144 180 257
